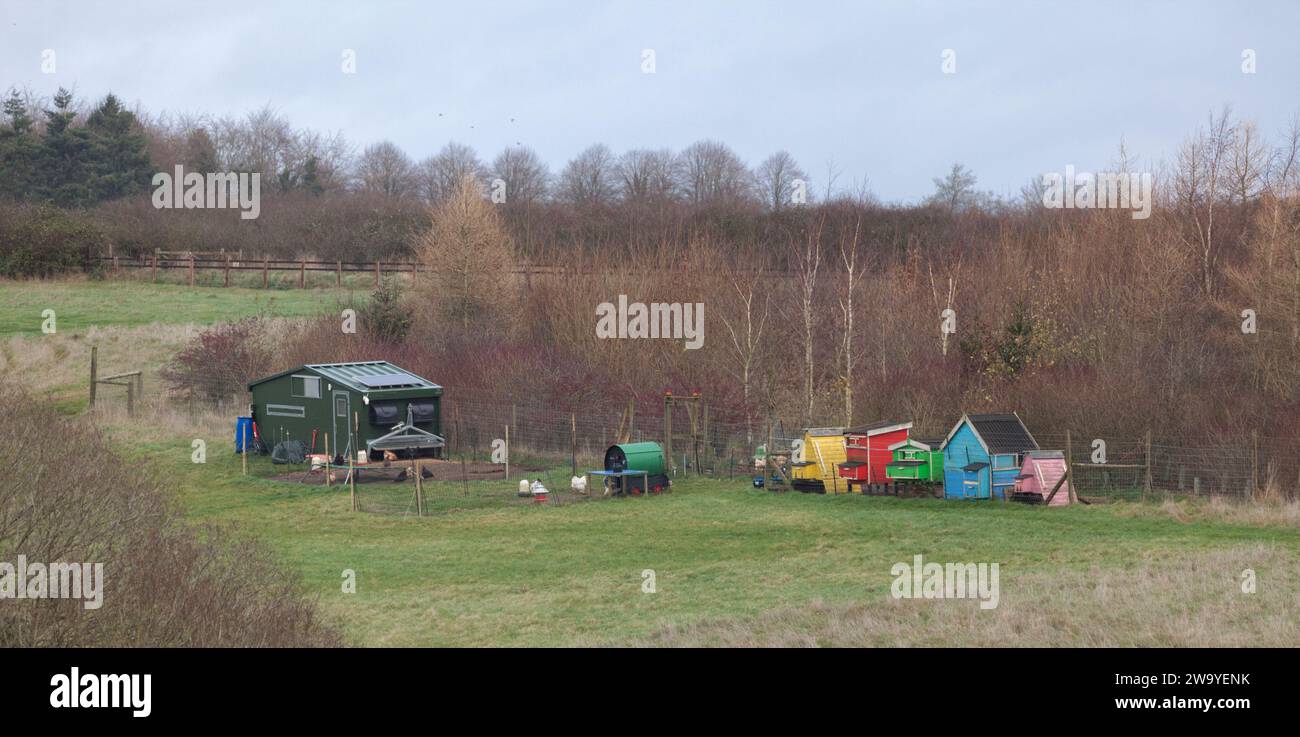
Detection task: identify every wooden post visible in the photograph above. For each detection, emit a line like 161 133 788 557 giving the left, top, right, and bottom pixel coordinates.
89 346 97 407
1250 429 1259 501
375 260 381 287
571 412 577 478
151 252 157 283
663 395 673 475
126 381 134 417
336 259 342 287
415 460 424 517
324 433 331 488
300 259 306 288
1066 430 1077 504
504 424 510 481
1143 430 1152 502
223 253 230 287
263 256 269 288
350 412 359 510
242 423 249 476
136 371 143 400
188 253 195 286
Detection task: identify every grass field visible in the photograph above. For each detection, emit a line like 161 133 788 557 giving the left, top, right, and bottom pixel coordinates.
5 279 1299 646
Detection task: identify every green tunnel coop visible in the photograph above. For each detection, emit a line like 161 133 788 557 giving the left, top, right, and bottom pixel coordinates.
603 441 670 495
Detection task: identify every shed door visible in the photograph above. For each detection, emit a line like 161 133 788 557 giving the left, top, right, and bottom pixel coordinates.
333 391 352 460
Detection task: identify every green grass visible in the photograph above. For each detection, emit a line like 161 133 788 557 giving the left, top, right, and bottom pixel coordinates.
0 277 358 337
118 427 1300 647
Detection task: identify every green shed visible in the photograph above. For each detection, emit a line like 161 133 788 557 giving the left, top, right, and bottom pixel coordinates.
247 361 444 462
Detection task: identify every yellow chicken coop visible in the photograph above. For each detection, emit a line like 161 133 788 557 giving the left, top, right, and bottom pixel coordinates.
790 427 849 493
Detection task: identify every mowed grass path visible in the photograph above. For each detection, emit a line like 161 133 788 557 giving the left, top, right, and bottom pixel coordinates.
0 277 352 337
123 431 1300 647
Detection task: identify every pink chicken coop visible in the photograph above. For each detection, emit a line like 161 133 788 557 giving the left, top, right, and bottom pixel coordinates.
1012 450 1071 505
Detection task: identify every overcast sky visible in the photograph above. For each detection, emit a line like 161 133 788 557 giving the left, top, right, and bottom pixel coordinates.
3 0 1298 202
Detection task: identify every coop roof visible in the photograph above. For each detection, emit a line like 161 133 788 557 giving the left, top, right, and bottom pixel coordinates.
248 361 441 393
963 461 990 472
1024 450 1065 461
804 426 846 437
941 413 1038 455
845 420 912 436
888 437 935 452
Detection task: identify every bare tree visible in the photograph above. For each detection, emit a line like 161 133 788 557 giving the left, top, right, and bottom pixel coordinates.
677 140 754 206
836 218 864 425
755 151 808 210
556 144 618 206
719 264 771 443
1228 120 1268 204
927 162 980 211
415 141 484 203
1172 107 1235 296
489 145 549 205
793 217 824 423
355 141 415 197
616 148 679 203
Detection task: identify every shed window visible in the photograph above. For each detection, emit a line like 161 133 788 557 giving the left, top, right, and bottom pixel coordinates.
369 401 400 425
409 400 437 423
291 375 321 399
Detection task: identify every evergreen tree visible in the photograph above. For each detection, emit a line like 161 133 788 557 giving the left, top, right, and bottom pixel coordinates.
36 88 95 207
85 93 153 201
0 90 39 200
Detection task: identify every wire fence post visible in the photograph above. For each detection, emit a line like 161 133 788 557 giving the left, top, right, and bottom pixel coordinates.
1143 430 1152 502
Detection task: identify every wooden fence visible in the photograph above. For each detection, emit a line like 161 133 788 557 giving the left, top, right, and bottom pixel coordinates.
88 254 579 288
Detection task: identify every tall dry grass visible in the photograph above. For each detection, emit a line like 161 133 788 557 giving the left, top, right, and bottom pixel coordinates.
0 383 341 646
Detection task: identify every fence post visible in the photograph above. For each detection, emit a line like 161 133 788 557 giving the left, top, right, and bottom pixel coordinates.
151 251 157 283
324 433 331 488
504 424 510 481
1251 429 1259 501
415 460 424 517
336 259 342 287
126 381 134 417
1143 430 1152 502
188 253 195 286
224 253 230 287
242 423 249 476
262 256 268 288
300 259 306 288
571 412 577 479
375 261 381 287
88 346 97 408
1066 430 1077 504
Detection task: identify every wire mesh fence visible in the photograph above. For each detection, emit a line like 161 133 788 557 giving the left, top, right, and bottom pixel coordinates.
171 376 1298 513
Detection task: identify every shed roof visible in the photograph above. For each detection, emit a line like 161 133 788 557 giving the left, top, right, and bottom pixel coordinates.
845 420 912 436
248 361 441 393
941 413 1038 454
804 426 847 437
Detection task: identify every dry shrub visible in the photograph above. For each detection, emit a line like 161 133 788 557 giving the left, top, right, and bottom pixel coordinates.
0 383 341 646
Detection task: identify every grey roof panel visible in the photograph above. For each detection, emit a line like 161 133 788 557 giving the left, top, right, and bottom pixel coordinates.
967 413 1038 454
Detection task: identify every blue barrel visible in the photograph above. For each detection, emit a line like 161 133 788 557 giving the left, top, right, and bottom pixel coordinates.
235 416 253 452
